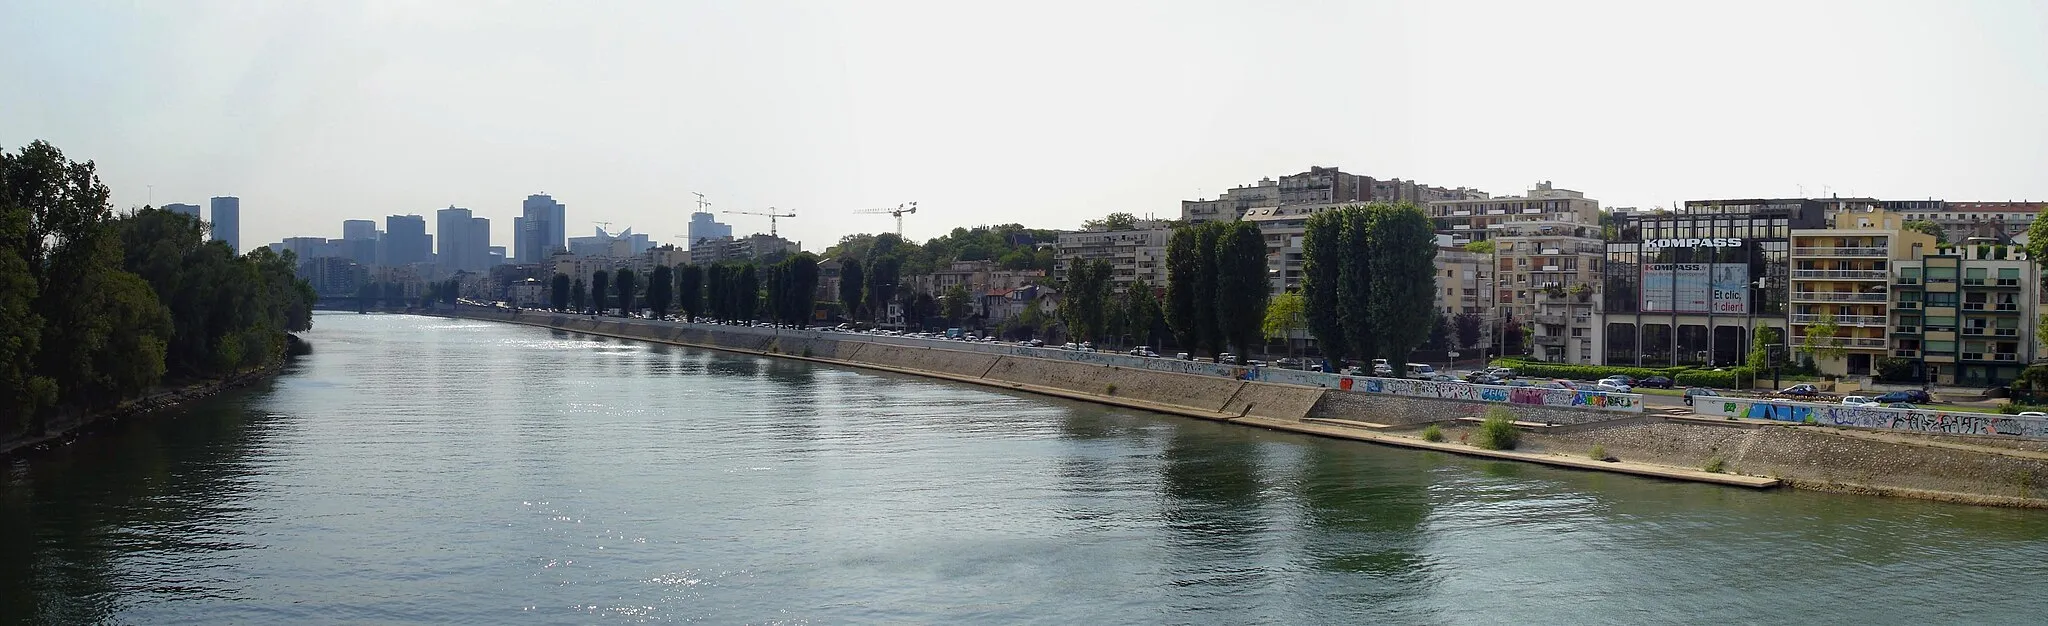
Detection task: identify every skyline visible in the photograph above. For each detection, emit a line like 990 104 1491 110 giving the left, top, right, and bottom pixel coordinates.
5 1 2046 250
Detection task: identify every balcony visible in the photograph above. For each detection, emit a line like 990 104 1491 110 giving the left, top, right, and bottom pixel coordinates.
1453 210 1473 216
1792 313 1888 326
1791 291 1888 302
1996 303 2020 312
1534 335 1566 346
1790 335 1889 349
1792 269 1888 280
1962 352 1986 361
1453 224 1473 230
1895 301 1921 310
1996 328 2020 337
1541 265 1561 272
1895 276 1921 285
1487 209 1508 215
1541 248 1561 255
1522 208 1542 214
1963 278 1986 286
1962 327 1987 336
1534 315 1569 325
1893 325 1920 334
1998 353 2021 362
1893 349 1921 358
1793 246 1890 257
1996 278 2021 287
1963 302 1987 311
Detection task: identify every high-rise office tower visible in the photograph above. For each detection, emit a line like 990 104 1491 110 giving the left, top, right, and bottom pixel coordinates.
164 203 201 219
687 212 732 249
385 214 430 266
468 216 491 271
436 206 474 272
519 194 567 263
210 196 241 253
342 219 378 241
512 216 524 260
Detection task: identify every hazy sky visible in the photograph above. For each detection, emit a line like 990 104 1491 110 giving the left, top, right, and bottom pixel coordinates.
4 0 2045 251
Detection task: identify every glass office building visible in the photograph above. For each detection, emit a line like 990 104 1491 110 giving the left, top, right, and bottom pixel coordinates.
1601 199 1826 367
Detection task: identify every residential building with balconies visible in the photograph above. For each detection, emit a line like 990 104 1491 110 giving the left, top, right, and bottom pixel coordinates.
1787 208 1936 377
1429 181 1601 246
1889 244 2037 386
1052 220 1173 292
1491 220 1606 363
1179 166 1484 224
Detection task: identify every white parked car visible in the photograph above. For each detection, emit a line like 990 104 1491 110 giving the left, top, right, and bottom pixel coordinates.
1595 380 1633 393
2018 411 2047 417
1840 396 1880 407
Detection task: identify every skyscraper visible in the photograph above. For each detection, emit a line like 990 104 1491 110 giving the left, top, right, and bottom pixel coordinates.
511 216 524 260
342 219 378 241
384 214 431 266
210 196 241 253
163 203 201 219
468 216 491 271
519 194 567 263
436 206 474 272
687 211 732 249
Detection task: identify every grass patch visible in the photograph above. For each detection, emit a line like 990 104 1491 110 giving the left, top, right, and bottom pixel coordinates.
1703 456 1727 473
1421 424 1445 442
1471 407 1520 451
1105 383 1118 395
1589 444 1607 460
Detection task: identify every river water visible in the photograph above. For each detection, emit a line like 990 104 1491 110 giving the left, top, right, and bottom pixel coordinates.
5 314 2048 624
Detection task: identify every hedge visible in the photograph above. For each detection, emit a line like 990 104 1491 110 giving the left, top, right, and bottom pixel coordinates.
1487 359 1684 382
1673 367 1757 389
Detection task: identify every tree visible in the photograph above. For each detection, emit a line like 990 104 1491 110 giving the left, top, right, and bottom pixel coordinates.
1165 226 1202 352
1060 259 1115 342
868 256 900 325
676 264 703 321
1262 291 1307 357
782 253 820 327
1363 203 1439 376
1191 223 1224 357
1082 212 1138 231
1301 210 1348 368
1336 208 1376 367
941 283 973 323
839 257 864 322
1463 239 1495 254
1747 324 1780 371
1213 220 1269 360
571 277 587 313
736 264 759 321
1453 312 1483 350
590 270 609 315
1122 278 1161 347
1903 219 1948 244
550 273 571 311
614 268 635 316
442 278 459 305
1798 311 1847 364
647 265 673 319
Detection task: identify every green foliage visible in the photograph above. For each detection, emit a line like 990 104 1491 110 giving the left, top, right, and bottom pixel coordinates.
2000 403 2048 415
1121 278 1162 347
1453 312 1483 350
1874 357 1915 382
1472 407 1520 450
1703 456 1727 473
550 273 571 311
1463 239 1494 254
1902 219 1947 244
1674 368 1757 389
1262 291 1307 342
1797 311 1846 362
1489 358 1682 382
676 264 703 320
941 283 973 322
1336 207 1376 366
1213 220 1270 358
1300 210 1347 366
590 270 610 315
647 265 673 319
838 257 864 321
1420 424 1445 442
1747 324 1779 370
867 256 901 323
1589 444 1608 460
1 141 316 437
760 253 820 326
570 277 587 312
614 268 635 315
736 264 760 321
1061 259 1115 342
1164 226 1203 354
1082 212 1137 231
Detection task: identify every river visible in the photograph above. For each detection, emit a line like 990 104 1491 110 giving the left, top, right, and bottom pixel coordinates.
5 313 2047 624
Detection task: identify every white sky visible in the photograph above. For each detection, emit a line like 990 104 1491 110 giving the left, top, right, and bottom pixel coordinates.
4 0 2044 251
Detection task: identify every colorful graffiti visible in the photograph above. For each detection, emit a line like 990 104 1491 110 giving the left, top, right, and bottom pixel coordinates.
1352 376 1640 413
1700 398 2048 439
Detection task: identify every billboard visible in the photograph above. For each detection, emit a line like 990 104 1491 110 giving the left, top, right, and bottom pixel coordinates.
1642 263 1749 313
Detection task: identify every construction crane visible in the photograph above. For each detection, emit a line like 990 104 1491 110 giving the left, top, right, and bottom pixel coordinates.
723 207 796 238
853 202 918 236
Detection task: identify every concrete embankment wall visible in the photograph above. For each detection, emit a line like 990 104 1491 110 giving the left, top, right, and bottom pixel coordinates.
458 309 1324 422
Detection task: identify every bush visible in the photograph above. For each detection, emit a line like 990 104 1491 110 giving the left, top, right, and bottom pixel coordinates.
1105 383 1118 395
2000 403 2048 415
1472 407 1520 450
1421 424 1445 442
1589 444 1607 460
1674 367 1757 389
1488 358 1679 382
1703 456 1727 473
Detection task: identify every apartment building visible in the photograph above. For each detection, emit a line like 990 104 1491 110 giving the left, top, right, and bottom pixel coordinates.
1786 208 1937 377
1180 166 1483 224
1890 245 2038 386
1434 247 1492 316
1429 181 1602 246
1491 220 1606 363
1600 199 1817 367
1052 220 1172 291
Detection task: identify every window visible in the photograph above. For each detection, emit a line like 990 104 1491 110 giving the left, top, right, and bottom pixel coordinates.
1925 315 1957 332
1926 340 1956 353
1965 267 1987 285
1927 266 1957 282
1927 292 1958 307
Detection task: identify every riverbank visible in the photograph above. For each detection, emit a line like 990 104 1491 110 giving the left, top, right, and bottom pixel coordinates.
0 355 292 461
443 309 2048 508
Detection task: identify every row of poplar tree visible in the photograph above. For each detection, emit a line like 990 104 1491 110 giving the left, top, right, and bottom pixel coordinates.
1155 202 1438 371
3 141 319 438
545 253 823 326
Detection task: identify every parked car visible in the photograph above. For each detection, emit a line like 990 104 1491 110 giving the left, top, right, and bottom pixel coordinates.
1405 363 1437 378
2019 411 2048 417
1176 352 1191 360
1595 380 1633 393
1682 387 1721 406
1603 375 1638 386
1780 384 1820 397
1465 372 1502 384
1872 390 1933 404
1551 379 1580 390
1429 374 1460 382
1840 396 1880 407
1486 367 1517 378
1638 375 1674 389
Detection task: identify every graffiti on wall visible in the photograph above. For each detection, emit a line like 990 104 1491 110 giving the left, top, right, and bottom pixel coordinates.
1354 377 1640 413
1706 398 2048 439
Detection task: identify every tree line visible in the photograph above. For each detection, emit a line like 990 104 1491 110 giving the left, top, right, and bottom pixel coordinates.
545 253 821 325
1301 202 1438 375
3 141 317 438
1164 220 1269 360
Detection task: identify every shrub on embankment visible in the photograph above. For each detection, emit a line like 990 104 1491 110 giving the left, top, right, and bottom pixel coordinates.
1472 407 1520 450
1490 358 1754 389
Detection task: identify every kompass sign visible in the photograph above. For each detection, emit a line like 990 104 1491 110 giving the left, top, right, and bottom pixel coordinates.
1643 237 1744 249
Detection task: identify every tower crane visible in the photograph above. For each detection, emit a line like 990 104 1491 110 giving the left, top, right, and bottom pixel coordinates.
852 202 918 236
723 207 796 238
